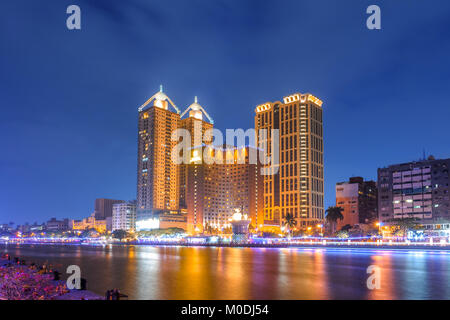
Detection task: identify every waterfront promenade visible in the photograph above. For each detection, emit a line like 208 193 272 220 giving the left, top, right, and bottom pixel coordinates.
2 238 450 251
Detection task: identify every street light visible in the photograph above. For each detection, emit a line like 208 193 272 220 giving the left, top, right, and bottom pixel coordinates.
316 224 323 236
375 222 382 237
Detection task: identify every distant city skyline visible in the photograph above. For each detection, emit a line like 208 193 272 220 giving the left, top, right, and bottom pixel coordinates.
1 1 450 224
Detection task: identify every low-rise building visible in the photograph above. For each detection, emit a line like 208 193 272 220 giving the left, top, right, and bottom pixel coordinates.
159 209 187 230
72 214 107 233
112 202 137 231
335 177 377 230
0 224 13 233
46 218 70 232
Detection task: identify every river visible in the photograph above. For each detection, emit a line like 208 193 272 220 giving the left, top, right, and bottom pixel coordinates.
2 243 450 299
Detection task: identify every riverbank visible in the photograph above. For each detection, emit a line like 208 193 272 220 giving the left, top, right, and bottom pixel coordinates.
2 239 450 251
0 257 103 300
3 243 450 300
133 242 450 251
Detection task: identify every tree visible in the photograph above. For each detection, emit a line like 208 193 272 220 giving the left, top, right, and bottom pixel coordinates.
80 228 100 238
325 206 344 235
336 230 349 239
112 229 129 241
283 213 297 237
388 218 418 239
136 228 186 238
340 224 352 232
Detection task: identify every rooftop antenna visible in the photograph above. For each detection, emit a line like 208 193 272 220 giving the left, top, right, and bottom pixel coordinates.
423 148 426 161
195 96 198 103
159 84 163 93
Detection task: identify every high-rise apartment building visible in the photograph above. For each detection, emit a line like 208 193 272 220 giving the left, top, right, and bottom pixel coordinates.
335 177 377 230
112 202 137 232
186 145 264 234
136 87 181 229
179 97 214 209
255 93 324 231
378 156 450 224
94 198 125 220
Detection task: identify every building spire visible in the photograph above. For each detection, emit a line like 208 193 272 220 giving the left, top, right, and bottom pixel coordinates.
179 95 214 124
138 85 180 114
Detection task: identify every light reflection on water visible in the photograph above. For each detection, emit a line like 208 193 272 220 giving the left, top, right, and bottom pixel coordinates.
2 243 450 300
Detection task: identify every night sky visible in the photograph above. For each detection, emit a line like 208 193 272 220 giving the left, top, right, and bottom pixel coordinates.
1 0 449 224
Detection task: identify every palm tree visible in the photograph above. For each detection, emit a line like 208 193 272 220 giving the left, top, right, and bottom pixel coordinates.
325 206 344 235
283 213 297 237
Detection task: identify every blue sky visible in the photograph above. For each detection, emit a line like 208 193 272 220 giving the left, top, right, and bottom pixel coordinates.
1 0 449 224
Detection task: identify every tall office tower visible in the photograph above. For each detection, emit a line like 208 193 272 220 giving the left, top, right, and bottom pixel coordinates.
94 198 125 220
112 201 137 232
255 93 324 231
179 97 214 209
335 177 377 230
136 86 181 229
186 146 264 234
378 156 450 225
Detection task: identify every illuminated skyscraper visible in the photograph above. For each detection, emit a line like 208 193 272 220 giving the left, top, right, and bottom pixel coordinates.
255 93 324 231
179 97 214 209
136 86 181 229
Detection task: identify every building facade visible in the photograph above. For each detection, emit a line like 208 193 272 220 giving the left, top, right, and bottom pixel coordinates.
46 218 70 232
0 224 13 233
45 218 69 232
255 93 324 231
159 209 188 230
94 198 125 220
335 177 377 230
179 97 214 209
112 202 137 232
136 89 216 232
136 87 181 228
186 145 264 234
72 214 107 233
378 156 450 224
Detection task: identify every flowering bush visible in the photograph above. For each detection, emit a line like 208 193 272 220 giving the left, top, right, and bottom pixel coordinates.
0 265 69 300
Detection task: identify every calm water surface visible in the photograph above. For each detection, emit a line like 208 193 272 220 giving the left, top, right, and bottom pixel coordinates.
2 243 450 299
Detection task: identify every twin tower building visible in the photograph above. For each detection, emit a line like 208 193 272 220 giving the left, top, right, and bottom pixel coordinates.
136 86 324 234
